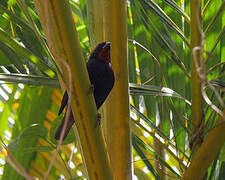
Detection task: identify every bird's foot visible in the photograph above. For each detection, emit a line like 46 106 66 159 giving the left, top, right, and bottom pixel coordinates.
95 113 101 127
88 84 94 94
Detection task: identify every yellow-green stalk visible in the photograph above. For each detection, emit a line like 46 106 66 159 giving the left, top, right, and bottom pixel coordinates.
107 0 132 179
34 1 113 179
182 110 225 180
190 0 203 152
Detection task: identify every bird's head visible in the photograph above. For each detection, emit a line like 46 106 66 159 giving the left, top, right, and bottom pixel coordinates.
90 42 111 63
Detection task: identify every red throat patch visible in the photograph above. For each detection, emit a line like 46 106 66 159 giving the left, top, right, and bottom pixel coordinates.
98 48 110 63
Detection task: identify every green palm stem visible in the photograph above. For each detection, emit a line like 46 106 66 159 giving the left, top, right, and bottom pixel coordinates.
190 0 203 153
105 0 132 179
87 0 104 47
34 0 113 179
182 110 225 180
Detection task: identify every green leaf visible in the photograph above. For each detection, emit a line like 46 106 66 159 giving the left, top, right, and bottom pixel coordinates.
129 83 191 105
8 124 48 151
133 134 161 179
0 73 59 87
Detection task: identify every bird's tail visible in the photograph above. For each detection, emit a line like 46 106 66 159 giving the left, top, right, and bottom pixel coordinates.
54 111 74 140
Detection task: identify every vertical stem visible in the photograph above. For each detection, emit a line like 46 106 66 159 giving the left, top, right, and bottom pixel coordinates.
102 0 115 161
108 0 132 179
190 0 203 152
86 0 104 48
182 111 225 180
34 1 113 179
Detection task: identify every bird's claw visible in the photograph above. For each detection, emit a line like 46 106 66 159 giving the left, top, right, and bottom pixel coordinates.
88 84 94 94
95 113 101 127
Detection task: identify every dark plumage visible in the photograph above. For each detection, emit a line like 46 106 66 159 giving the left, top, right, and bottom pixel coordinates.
55 42 114 140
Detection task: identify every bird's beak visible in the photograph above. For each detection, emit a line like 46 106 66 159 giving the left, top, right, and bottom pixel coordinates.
103 42 110 49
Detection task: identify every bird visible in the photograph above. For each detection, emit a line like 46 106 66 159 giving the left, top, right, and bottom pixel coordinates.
54 42 115 140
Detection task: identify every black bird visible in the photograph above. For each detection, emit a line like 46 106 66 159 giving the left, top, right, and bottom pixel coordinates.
55 42 115 140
